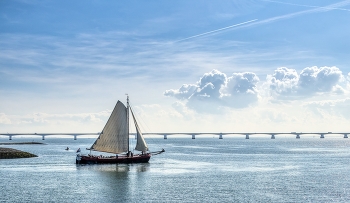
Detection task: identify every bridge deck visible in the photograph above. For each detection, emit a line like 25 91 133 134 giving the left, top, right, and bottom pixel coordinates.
0 132 349 140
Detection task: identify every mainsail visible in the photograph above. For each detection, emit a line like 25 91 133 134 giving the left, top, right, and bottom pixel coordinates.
90 101 129 154
130 107 148 152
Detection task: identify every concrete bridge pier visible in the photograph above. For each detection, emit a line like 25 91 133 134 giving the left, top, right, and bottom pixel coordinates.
296 134 300 139
9 135 12 140
344 134 348 138
192 134 195 139
271 134 275 139
320 134 325 138
164 134 167 139
219 133 223 139
42 135 45 140
245 134 250 139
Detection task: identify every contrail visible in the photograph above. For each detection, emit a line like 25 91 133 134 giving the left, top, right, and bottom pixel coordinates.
174 19 258 43
237 0 350 29
173 0 350 43
262 0 350 12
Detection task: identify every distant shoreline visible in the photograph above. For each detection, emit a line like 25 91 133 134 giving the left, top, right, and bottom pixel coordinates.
0 142 45 145
0 147 38 159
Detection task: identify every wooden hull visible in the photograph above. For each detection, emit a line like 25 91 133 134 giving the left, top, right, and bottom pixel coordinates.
76 154 151 164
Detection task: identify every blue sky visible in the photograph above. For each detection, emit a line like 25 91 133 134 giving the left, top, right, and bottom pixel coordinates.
1 0 350 133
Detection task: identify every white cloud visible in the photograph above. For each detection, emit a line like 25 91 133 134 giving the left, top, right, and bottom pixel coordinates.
304 98 350 119
165 67 349 121
266 67 299 96
266 66 345 99
32 113 49 124
221 72 260 108
332 85 346 95
188 69 226 103
82 114 103 123
27 111 110 124
299 66 343 93
0 113 12 124
0 110 111 133
164 69 260 113
164 84 198 100
171 101 194 118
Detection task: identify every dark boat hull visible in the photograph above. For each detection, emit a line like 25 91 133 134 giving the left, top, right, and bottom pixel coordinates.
76 154 151 164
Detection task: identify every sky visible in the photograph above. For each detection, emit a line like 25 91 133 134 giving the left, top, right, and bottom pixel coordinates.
1 0 350 134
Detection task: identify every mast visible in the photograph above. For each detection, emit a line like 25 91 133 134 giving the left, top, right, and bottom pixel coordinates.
126 94 129 153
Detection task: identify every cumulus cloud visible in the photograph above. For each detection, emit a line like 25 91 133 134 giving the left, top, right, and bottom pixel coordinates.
221 72 260 108
267 66 345 98
224 72 259 95
164 84 198 100
165 67 347 114
164 69 260 113
299 66 343 92
267 67 299 96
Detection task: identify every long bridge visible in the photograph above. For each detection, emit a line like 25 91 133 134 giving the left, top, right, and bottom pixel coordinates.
0 132 349 140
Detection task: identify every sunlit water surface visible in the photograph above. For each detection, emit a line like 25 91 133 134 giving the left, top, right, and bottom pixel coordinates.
1 136 350 202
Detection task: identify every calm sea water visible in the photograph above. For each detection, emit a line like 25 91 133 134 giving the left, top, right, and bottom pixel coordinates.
1 136 350 202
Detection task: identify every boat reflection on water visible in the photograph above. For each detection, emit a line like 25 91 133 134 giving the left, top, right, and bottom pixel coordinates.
75 162 150 173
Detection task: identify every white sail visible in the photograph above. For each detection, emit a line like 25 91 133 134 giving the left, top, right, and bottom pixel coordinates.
90 101 129 154
130 107 148 152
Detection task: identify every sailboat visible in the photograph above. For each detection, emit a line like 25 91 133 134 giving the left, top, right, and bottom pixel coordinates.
76 96 164 164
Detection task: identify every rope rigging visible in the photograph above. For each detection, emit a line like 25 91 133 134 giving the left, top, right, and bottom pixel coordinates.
128 100 165 154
